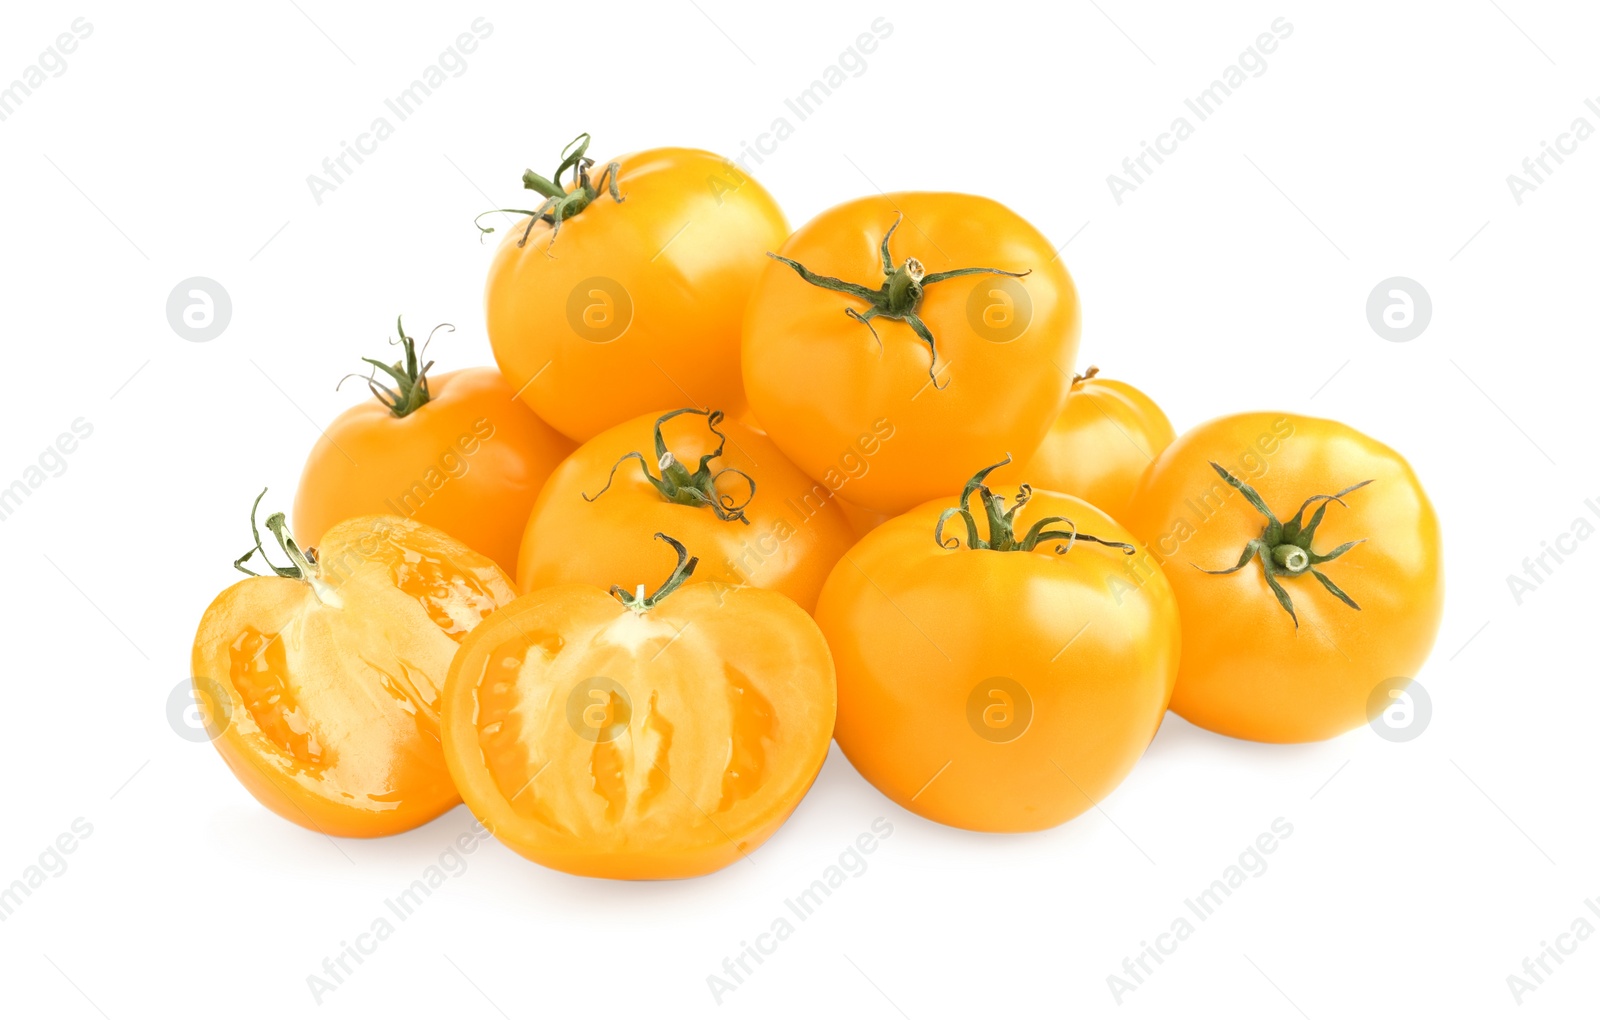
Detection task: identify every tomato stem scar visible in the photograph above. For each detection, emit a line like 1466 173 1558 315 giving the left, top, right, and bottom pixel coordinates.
765 213 1031 390
933 458 1136 556
1194 462 1372 628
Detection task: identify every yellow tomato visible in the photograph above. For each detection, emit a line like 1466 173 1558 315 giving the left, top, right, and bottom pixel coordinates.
743 193 1081 514
991 367 1174 523
1122 412 1443 742
293 319 573 575
815 461 1179 832
484 135 788 441
191 500 516 837
517 408 853 611
443 536 836 879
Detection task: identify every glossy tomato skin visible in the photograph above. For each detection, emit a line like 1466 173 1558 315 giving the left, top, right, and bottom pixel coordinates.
836 496 890 539
743 192 1080 515
991 372 1175 524
516 410 854 612
293 368 573 576
1122 412 1443 743
486 148 789 442
441 582 836 879
190 516 517 837
814 493 1179 832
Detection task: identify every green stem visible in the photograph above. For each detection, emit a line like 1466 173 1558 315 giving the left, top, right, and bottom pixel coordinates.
474 132 625 247
1194 462 1373 628
610 534 699 612
233 489 343 607
583 408 755 524
766 213 1030 389
932 458 1135 556
338 316 446 418
1271 544 1310 573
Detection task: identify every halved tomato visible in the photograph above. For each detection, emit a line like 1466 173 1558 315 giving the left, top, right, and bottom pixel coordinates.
191 498 516 837
443 536 835 879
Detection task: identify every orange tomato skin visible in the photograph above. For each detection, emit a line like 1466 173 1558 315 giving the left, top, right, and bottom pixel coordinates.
814 493 1179 832
485 148 789 442
836 497 890 539
442 582 836 879
1122 412 1443 743
293 368 573 576
516 411 855 612
742 192 1080 515
991 373 1175 524
191 516 517 837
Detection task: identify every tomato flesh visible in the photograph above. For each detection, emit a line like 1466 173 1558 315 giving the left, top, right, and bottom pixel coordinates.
443 584 835 879
191 516 516 837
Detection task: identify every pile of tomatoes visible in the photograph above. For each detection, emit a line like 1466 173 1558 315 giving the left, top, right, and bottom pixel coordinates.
190 135 1444 880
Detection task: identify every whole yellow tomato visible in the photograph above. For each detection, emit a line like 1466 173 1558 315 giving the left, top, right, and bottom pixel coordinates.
517 407 854 611
743 193 1080 514
814 460 1179 832
990 366 1174 523
293 318 573 575
483 134 788 441
1122 412 1443 743
191 497 517 837
443 535 836 879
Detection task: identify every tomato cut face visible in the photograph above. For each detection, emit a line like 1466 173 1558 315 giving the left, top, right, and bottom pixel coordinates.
192 514 517 838
443 581 835 879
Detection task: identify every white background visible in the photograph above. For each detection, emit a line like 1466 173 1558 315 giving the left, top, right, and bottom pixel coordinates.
1 1 1595 1016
